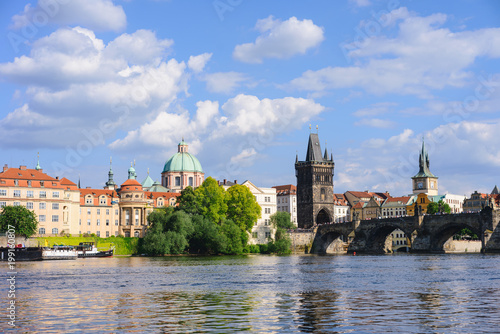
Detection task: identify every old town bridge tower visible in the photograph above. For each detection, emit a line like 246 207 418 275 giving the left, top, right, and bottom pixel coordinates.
295 133 335 228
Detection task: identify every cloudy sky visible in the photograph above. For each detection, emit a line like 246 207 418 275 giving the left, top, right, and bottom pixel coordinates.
0 0 499 196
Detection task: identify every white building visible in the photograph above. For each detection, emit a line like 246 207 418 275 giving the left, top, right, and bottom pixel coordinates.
442 194 466 213
381 196 412 218
241 181 276 244
333 194 350 223
272 184 297 226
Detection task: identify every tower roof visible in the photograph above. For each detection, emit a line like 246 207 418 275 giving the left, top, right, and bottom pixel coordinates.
306 133 323 162
413 139 437 178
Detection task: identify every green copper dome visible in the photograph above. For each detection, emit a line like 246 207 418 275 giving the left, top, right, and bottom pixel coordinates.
162 140 203 173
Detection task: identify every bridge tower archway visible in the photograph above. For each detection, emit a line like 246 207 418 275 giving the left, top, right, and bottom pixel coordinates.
316 209 331 225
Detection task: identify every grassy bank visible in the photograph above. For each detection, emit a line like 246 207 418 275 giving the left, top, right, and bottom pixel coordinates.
36 236 140 255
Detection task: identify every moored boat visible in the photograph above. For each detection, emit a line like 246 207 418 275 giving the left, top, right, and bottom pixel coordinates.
42 245 77 260
0 247 43 261
76 242 114 258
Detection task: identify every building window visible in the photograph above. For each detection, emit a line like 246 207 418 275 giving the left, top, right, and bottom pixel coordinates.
40 181 44 187
125 231 130 238
189 177 193 186
96 231 100 237
52 228 58 235
13 202 20 206
0 202 5 208
252 232 258 238
175 177 181 187
52 191 60 198
26 202 34 209
39 228 45 235
40 191 46 198
39 215 46 222
115 209 118 215
265 208 271 214
14 180 18 186
106 231 109 238
97 219 100 226
27 190 34 198
115 220 118 226
106 209 110 215
135 210 139 225
52 203 59 210
87 219 91 226
106 219 109 226
265 219 270 226
115 231 118 236
79 219 81 225
87 208 91 215
100 197 106 205
265 232 271 238
0 189 6 196
13 190 21 197
134 231 140 237
52 215 59 222
97 209 100 215
86 197 93 204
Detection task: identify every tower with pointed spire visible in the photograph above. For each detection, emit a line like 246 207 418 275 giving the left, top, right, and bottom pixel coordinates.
104 157 117 190
412 139 438 196
295 131 335 228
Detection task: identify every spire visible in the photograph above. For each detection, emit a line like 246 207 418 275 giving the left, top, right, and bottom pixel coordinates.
35 152 42 170
414 138 436 178
492 185 499 195
106 157 116 188
324 142 328 160
306 133 322 162
128 162 136 180
295 152 298 164
78 174 81 189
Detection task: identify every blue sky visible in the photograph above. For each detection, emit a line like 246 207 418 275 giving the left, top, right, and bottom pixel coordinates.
1 0 500 196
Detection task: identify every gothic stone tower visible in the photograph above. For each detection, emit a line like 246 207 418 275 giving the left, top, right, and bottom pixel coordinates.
295 133 335 228
412 139 438 196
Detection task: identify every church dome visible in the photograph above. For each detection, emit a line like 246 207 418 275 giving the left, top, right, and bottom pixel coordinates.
162 140 203 173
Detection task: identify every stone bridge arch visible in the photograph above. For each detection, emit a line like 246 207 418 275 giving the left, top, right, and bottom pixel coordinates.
350 223 415 254
312 223 351 254
426 217 482 253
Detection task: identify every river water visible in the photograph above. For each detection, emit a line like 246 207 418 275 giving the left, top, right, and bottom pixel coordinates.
1 254 499 333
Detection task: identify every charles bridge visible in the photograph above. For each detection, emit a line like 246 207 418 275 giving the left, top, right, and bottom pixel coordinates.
289 207 500 254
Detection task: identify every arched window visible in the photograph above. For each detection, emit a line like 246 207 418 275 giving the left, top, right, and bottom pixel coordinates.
125 231 130 238
175 177 181 186
134 231 140 237
321 188 326 201
189 177 193 187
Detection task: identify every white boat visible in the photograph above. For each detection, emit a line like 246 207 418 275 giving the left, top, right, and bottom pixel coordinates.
76 242 114 258
42 245 77 260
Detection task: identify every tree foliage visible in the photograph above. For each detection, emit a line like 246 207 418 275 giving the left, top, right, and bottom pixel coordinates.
176 186 200 215
427 200 451 214
270 211 294 230
0 205 38 238
195 177 227 223
226 184 261 231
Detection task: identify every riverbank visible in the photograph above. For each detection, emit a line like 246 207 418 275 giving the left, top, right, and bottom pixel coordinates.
35 236 140 255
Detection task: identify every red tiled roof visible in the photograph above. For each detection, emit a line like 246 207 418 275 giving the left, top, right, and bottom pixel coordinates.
385 196 411 203
121 179 142 187
0 166 57 181
272 184 297 195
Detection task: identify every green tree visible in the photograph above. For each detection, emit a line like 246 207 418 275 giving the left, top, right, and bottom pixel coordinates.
143 207 193 255
270 211 294 230
226 184 261 232
427 200 451 214
176 186 201 215
0 205 38 238
195 177 227 223
190 215 224 254
220 219 244 254
266 212 293 254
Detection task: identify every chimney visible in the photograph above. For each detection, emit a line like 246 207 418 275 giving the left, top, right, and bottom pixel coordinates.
223 179 227 185
56 176 59 180
86 186 91 189
3 164 8 172
20 165 27 170
234 180 237 184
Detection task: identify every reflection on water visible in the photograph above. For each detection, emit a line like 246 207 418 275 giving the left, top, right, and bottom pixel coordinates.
1 254 499 333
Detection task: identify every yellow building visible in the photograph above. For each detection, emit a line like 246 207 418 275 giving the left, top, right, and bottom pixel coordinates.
406 193 432 215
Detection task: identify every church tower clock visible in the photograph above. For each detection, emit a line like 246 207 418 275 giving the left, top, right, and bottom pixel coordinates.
295 132 335 228
412 139 438 196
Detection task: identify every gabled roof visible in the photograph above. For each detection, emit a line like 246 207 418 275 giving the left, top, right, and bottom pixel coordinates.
0 166 57 181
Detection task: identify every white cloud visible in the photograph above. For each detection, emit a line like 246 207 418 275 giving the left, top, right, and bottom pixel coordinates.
290 8 500 96
188 53 212 73
202 72 247 94
349 0 371 7
0 26 188 148
233 16 324 64
354 118 396 128
335 121 500 195
11 0 127 32
217 94 325 136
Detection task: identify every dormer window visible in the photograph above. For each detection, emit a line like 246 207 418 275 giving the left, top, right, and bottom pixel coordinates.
14 180 18 186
